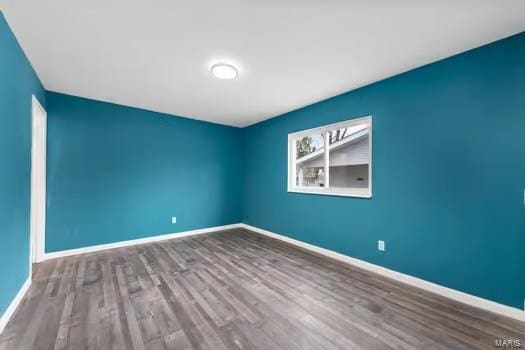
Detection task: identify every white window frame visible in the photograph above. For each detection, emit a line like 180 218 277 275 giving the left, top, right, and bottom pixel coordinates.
287 115 372 198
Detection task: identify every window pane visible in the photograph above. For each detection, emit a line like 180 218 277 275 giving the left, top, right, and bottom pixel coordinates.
327 124 369 189
295 133 325 187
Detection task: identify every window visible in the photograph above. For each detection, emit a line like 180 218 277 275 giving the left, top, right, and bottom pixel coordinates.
288 116 372 198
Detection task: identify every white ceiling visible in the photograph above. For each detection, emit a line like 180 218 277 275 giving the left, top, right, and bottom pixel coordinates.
1 1 525 127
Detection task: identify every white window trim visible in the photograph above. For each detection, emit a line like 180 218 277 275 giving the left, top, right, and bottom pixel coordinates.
287 115 372 198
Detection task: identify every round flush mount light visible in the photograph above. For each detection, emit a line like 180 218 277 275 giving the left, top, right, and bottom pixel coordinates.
211 63 238 80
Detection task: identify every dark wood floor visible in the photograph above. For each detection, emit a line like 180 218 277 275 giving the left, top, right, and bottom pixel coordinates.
0 229 523 350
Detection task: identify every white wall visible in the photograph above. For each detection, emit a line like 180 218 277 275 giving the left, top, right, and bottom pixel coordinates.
330 137 369 166
302 136 369 168
329 164 369 188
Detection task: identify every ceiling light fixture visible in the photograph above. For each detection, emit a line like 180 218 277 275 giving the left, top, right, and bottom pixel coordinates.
211 63 238 80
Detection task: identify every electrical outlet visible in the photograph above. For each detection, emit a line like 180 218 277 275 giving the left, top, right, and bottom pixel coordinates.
378 240 385 251
171 217 177 224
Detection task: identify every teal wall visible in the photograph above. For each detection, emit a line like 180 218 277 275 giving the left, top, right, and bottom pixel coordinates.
0 13 45 315
2 7 522 317
241 33 525 309
45 92 242 252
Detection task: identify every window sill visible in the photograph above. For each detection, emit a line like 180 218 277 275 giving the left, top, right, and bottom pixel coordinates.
287 187 372 198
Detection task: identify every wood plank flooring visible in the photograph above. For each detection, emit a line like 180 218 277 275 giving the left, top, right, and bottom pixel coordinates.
0 228 523 349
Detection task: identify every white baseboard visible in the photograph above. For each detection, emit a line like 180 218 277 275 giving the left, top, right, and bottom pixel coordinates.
239 223 525 322
44 223 243 261
0 276 31 336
